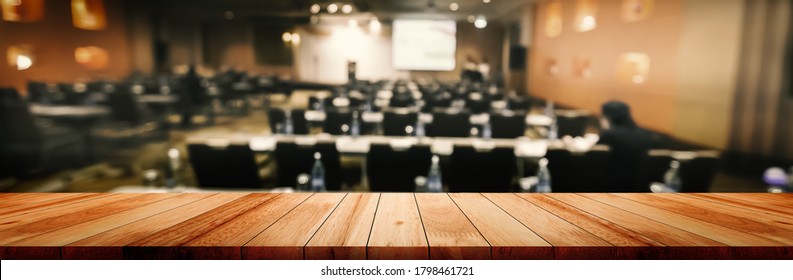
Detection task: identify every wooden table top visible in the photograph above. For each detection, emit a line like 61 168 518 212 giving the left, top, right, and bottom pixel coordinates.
0 193 791 260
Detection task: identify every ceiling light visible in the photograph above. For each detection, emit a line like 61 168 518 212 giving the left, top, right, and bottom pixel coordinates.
282 32 293 42
224 11 234 20
474 16 487 29
483 0 491 3
369 18 382 34
467 15 476 23
327 3 338 14
291 33 301 44
450 2 459 11
341 4 353 14
310 4 321 14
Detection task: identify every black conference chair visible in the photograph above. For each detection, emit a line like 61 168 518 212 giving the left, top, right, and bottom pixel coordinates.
0 100 86 174
448 146 516 192
273 142 342 191
465 94 491 114
556 114 589 138
429 110 472 137
490 112 526 139
187 144 263 188
382 111 418 136
508 96 532 111
635 150 720 193
323 110 353 135
267 108 308 135
366 144 432 192
542 146 612 192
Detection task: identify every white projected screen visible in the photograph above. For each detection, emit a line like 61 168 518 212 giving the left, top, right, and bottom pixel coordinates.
392 20 457 71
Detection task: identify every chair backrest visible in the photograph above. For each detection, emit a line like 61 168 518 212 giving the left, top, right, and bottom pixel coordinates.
543 146 612 192
0 102 41 144
267 108 308 135
429 111 472 137
27 82 50 103
366 144 432 192
508 96 531 111
323 110 353 135
449 146 516 192
107 92 145 125
187 144 262 188
274 141 342 191
635 150 720 192
383 111 418 136
0 87 22 104
556 115 588 137
490 113 526 139
465 95 491 114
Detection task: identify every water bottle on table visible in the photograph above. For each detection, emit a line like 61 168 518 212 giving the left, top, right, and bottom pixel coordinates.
427 155 443 192
664 160 682 192
311 152 326 192
535 158 552 193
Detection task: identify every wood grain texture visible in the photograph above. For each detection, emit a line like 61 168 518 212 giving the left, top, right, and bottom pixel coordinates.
0 193 790 260
483 193 613 259
415 194 490 260
125 193 278 259
614 194 793 245
450 193 552 260
243 193 346 260
367 193 429 260
516 194 668 259
686 193 793 218
0 193 176 245
305 193 379 260
551 194 730 259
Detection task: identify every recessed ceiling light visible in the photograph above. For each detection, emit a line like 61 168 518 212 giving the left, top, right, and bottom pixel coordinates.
467 15 476 23
474 16 487 29
310 4 321 14
483 0 491 4
450 2 459 11
341 4 353 14
327 3 338 14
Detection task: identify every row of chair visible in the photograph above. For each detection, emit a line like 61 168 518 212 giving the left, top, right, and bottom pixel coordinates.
186 140 720 192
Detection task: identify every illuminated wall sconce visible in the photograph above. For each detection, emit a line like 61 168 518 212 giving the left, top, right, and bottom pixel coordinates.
546 58 560 76
2 0 44 22
544 2 562 38
7 45 34 71
575 0 598 32
74 46 109 69
71 0 107 30
617 52 650 85
622 0 653 22
573 57 592 79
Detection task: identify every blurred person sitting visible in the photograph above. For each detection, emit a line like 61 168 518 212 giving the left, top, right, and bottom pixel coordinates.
597 101 657 192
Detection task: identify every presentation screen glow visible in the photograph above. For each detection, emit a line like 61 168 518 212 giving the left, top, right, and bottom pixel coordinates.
392 19 457 71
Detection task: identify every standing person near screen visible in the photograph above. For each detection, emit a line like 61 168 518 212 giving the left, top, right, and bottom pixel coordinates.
597 101 657 192
478 58 491 82
178 65 202 128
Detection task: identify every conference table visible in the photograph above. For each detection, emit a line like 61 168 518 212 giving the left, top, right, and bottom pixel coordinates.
30 104 112 159
0 192 790 260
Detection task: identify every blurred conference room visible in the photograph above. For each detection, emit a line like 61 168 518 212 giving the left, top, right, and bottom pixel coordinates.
1 0 792 194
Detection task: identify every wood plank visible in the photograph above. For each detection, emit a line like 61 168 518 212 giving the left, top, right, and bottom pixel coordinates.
367 193 429 260
415 194 490 260
125 193 279 259
243 193 346 260
186 192 313 259
686 193 793 218
305 193 379 260
0 193 177 246
0 193 102 215
450 193 552 260
614 194 793 245
0 193 125 230
10 193 209 246
552 194 730 259
516 194 668 259
64 193 248 259
483 193 613 259
587 193 792 260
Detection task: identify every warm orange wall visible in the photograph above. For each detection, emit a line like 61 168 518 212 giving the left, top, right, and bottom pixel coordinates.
0 0 131 94
529 0 684 134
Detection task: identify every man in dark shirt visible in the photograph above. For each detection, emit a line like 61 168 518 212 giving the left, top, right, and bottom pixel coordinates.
597 101 657 192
